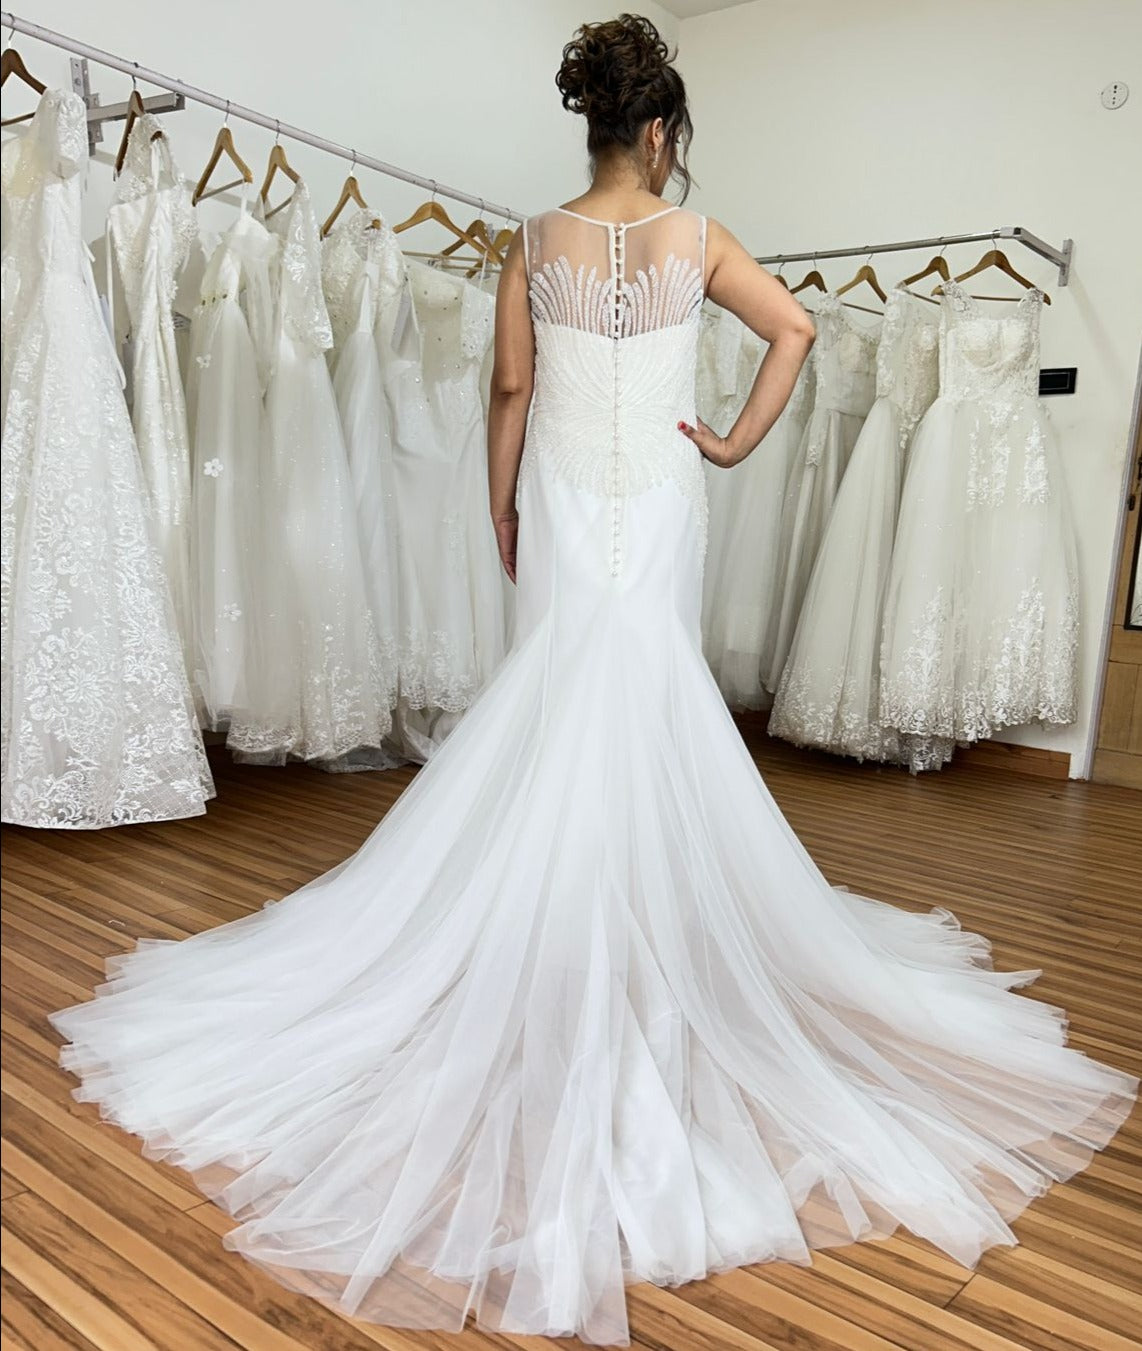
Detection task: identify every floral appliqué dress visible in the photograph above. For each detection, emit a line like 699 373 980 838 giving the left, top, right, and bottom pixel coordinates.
879 280 1079 771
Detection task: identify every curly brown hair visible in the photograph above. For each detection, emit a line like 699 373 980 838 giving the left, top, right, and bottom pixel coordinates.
556 13 694 202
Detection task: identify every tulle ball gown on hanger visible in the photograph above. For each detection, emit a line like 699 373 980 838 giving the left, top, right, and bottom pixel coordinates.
50 205 1137 1346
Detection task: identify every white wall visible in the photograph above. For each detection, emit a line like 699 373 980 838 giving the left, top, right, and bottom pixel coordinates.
678 0 1142 774
7 0 679 240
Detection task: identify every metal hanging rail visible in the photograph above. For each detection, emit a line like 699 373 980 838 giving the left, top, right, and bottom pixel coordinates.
756 226 1073 286
1 11 527 224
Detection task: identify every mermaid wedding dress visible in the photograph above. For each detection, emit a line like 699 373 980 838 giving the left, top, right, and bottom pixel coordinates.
50 205 1136 1346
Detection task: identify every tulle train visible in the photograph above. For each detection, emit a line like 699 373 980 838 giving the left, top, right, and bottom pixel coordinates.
50 565 1137 1344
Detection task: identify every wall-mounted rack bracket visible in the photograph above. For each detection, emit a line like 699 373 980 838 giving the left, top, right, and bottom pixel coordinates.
70 56 185 156
1002 227 1073 287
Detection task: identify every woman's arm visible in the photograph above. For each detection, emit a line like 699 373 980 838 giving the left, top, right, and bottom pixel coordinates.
680 217 816 469
487 228 535 583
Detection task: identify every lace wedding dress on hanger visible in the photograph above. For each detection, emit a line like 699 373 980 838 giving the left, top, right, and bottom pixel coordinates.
185 187 277 730
699 304 816 709
770 288 939 760
763 292 881 692
384 258 506 760
226 181 392 768
107 111 197 663
50 205 1135 1345
1 90 212 828
879 281 1080 772
321 209 403 719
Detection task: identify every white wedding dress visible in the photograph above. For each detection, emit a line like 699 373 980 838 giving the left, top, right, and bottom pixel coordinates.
107 112 197 665
185 190 277 729
770 288 939 760
321 209 402 713
1 90 213 828
50 205 1136 1345
763 292 881 692
699 304 815 709
879 281 1080 772
384 259 506 758
226 182 392 767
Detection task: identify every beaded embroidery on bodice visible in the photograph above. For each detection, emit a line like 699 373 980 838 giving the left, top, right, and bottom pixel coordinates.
940 278 1043 402
811 293 881 417
321 211 406 351
110 114 196 324
518 206 708 571
876 288 940 444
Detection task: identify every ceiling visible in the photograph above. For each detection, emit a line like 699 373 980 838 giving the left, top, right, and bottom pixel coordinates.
657 0 754 18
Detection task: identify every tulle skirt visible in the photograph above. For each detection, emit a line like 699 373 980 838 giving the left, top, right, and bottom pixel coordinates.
879 395 1079 773
329 326 400 712
769 396 909 761
50 459 1136 1344
701 395 807 710
226 335 392 766
385 369 508 760
763 406 868 692
186 299 262 729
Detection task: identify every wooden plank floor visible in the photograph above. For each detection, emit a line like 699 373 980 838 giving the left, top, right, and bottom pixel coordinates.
2 730 1140 1351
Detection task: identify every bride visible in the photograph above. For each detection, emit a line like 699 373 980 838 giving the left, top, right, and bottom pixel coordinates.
50 14 1136 1346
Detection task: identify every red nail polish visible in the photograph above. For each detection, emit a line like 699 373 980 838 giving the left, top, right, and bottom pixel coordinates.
677 421 686 430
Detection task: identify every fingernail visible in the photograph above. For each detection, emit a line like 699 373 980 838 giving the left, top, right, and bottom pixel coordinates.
677 421 687 431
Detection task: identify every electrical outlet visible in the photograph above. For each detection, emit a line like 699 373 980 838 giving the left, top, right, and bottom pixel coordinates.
1101 81 1129 110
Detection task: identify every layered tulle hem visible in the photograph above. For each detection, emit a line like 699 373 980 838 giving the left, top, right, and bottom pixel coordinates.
46 474 1138 1345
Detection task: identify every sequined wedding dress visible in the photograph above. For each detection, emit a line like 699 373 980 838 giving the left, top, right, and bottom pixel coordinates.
1 90 212 827
50 205 1135 1345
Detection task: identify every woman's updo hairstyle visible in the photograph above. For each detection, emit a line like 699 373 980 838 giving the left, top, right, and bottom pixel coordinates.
556 13 694 201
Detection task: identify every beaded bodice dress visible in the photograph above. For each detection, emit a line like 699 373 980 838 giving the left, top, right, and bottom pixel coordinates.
48 202 1134 1348
519 206 708 570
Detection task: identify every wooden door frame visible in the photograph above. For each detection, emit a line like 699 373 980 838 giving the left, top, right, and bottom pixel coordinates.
1080 343 1142 781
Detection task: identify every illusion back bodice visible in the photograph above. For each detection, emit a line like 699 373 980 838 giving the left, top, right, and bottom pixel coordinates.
518 206 709 570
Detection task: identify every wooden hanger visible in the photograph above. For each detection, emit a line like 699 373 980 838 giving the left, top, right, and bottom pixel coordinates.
934 246 1051 305
260 129 300 217
1 45 46 126
113 88 147 176
897 251 949 305
836 259 888 307
321 169 381 237
900 253 950 288
393 195 498 263
440 217 504 267
790 266 828 297
192 116 254 204
492 226 516 256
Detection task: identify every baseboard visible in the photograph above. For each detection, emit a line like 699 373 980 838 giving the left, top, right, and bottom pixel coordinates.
954 739 1071 780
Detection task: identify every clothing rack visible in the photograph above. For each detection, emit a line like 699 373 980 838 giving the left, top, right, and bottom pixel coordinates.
1 11 526 225
756 226 1074 286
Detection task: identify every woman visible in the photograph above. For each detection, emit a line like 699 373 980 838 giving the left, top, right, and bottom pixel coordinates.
50 14 1136 1347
